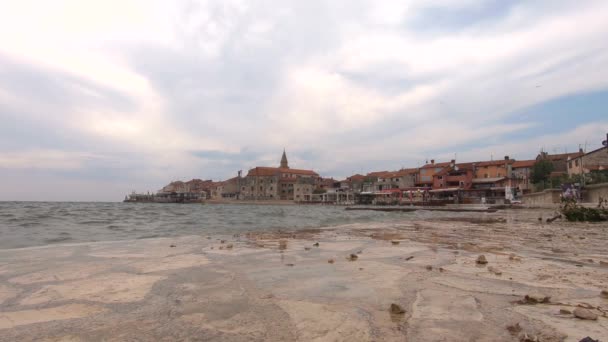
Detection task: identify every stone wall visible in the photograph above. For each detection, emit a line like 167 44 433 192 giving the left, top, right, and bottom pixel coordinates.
583 182 608 204
522 189 561 205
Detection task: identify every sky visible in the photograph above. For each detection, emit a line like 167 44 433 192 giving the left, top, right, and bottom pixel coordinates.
1 0 608 201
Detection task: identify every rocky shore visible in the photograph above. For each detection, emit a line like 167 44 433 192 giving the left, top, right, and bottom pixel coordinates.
0 209 607 341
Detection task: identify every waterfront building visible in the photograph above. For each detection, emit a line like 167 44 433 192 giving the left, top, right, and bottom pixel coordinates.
240 150 320 201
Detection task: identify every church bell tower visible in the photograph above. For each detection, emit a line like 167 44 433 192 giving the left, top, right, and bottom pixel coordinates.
280 149 289 169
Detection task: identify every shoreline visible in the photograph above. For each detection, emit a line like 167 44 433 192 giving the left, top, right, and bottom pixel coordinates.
1 209 607 340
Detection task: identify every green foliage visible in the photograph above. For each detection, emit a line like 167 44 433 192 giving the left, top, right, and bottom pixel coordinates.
560 197 608 222
531 159 554 184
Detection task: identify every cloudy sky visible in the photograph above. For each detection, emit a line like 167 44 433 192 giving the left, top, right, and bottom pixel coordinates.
1 0 608 201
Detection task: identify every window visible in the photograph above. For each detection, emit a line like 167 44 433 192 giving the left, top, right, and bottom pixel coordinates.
484 174 488 178
497 173 501 177
260 186 263 191
575 159 579 167
569 161 573 168
241 187 245 191
270 187 273 191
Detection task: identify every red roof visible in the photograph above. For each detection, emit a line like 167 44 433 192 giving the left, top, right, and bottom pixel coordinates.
367 171 390 177
512 160 536 168
474 159 514 167
420 161 452 169
246 166 318 177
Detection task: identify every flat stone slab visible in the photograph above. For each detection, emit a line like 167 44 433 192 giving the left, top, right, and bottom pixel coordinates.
412 289 483 321
0 304 106 330
20 272 165 305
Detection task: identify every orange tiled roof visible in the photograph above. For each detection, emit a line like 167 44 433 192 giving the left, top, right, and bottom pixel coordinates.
512 160 536 168
542 152 584 161
420 161 452 169
246 166 318 177
474 159 514 167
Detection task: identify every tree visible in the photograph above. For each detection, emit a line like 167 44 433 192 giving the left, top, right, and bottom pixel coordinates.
531 159 554 185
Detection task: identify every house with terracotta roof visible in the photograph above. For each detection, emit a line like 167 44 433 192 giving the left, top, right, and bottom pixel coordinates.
512 159 536 193
536 150 584 174
567 146 608 177
374 169 417 191
416 160 452 187
240 150 320 201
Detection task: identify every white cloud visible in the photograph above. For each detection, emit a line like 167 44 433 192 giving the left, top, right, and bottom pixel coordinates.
1 0 608 200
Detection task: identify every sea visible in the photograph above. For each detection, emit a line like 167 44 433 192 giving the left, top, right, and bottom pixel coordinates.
0 202 444 250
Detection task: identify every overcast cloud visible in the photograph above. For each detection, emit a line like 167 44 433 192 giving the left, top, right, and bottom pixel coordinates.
1 0 608 201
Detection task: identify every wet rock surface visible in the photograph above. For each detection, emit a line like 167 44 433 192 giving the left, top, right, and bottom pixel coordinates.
0 209 607 341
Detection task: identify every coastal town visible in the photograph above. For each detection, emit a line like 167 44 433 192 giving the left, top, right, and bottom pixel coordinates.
125 134 608 206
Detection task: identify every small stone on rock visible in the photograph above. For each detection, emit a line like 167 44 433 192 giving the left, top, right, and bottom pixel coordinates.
425 265 433 271
573 307 598 320
505 322 521 335
559 309 572 315
348 254 358 261
170 244 176 248
304 247 311 251
391 240 400 245
226 244 233 249
285 263 295 267
476 255 488 265
600 290 608 298
328 259 335 264
313 242 319 247
405 256 414 261
390 303 405 315
579 337 599 342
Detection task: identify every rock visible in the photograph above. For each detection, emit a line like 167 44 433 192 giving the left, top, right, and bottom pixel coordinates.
304 247 311 251
476 255 488 265
313 242 319 247
601 290 608 298
359 268 364 271
328 259 335 264
573 308 598 320
439 267 445 273
226 244 233 249
285 263 295 267
579 337 599 342
425 265 433 271
170 244 176 248
520 333 539 342
356 250 362 254
488 266 502 275
221 240 226 244
405 256 414 261
521 295 551 304
219 246 224 250
390 303 405 315
348 254 358 261
600 261 608 267
509 253 521 261
391 241 400 245
506 322 522 335
559 309 572 315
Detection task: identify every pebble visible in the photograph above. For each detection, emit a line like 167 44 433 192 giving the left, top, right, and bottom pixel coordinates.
405 256 414 261
390 303 405 314
559 309 572 315
348 254 358 261
391 241 400 245
304 247 311 251
476 255 488 265
226 244 233 249
573 308 598 320
285 263 295 267
601 290 608 298
328 259 335 264
488 266 502 275
169 244 176 248
425 265 433 271
313 242 320 247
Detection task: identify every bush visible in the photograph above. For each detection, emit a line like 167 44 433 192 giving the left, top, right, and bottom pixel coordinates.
560 197 608 222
